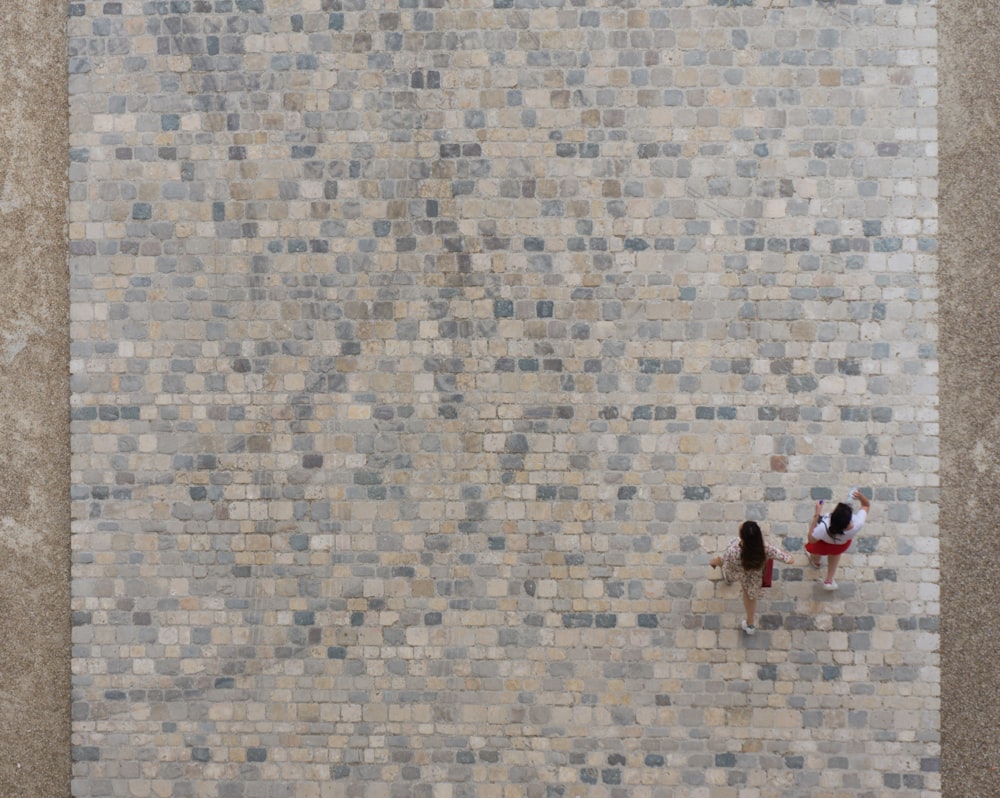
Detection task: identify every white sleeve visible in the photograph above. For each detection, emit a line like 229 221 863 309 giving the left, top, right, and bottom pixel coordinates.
848 509 867 537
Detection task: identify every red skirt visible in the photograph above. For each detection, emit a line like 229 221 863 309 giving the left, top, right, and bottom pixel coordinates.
805 538 852 556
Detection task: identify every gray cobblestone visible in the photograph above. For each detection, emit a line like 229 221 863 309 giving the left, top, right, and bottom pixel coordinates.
68 0 938 795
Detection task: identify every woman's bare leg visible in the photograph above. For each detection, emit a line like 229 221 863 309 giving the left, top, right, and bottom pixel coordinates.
742 590 757 627
825 554 841 582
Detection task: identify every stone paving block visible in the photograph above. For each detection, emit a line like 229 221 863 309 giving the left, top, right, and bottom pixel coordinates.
68 0 938 795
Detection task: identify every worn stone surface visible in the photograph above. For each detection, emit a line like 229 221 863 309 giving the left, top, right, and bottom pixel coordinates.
65 0 941 796
0 2 71 797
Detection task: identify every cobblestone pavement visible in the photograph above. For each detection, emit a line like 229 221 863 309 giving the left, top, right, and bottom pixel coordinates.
66 1 939 796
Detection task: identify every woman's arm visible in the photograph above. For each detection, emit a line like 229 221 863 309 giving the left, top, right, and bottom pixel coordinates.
765 543 794 564
853 490 871 512
711 538 740 570
807 500 824 539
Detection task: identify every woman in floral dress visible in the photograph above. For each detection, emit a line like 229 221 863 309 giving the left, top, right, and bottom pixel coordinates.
709 520 793 636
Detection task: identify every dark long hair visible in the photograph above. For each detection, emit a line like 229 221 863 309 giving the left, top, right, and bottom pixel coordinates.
739 521 767 571
827 503 853 538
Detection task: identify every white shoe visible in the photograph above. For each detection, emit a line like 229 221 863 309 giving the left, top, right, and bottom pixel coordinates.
823 579 838 591
741 620 755 635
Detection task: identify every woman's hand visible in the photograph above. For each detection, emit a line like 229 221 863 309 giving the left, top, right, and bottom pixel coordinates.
709 556 721 569
853 490 871 510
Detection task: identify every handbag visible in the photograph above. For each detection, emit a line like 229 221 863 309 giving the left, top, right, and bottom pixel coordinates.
761 558 774 588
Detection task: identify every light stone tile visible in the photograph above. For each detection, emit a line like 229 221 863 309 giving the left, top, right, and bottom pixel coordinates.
69 0 939 795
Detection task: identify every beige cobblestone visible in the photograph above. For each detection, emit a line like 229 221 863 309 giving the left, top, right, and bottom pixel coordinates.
57 1 946 797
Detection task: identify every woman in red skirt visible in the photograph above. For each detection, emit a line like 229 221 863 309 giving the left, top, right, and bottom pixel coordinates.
805 489 872 591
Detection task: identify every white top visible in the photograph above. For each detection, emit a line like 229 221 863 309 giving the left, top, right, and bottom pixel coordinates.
811 508 867 544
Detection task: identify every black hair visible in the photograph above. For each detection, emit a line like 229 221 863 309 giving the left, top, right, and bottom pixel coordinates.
827 503 853 538
739 521 766 571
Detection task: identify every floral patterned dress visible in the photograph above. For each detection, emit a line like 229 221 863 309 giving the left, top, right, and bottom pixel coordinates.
720 538 793 600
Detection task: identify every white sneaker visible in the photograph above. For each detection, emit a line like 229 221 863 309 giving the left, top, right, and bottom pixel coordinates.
741 620 755 635
823 579 838 591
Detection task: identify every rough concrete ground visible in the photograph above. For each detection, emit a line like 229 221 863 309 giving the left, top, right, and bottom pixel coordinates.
938 2 1000 796
0 1 71 797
